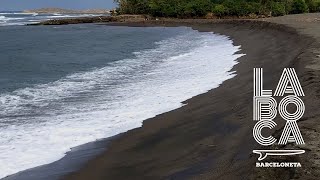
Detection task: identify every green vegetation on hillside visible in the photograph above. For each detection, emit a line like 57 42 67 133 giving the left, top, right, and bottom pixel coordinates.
114 0 320 18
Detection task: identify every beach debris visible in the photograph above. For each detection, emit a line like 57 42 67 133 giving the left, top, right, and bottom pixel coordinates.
208 144 216 147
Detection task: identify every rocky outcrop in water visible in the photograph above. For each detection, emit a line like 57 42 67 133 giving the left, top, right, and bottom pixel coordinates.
23 8 110 14
31 15 150 25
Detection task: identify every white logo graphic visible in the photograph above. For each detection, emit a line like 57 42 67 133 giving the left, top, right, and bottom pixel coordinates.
253 68 305 161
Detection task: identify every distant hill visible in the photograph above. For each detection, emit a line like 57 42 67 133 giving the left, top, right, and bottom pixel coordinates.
23 8 110 14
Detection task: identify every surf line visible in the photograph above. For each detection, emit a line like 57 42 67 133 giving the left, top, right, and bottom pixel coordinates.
252 68 305 162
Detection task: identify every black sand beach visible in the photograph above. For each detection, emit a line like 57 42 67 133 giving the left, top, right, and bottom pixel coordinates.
5 14 320 180
64 15 320 179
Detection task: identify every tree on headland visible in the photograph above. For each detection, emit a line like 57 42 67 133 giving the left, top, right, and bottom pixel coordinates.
290 0 309 13
114 0 320 18
306 0 320 12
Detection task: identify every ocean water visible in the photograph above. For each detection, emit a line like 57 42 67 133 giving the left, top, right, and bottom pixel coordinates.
0 23 243 178
0 11 104 26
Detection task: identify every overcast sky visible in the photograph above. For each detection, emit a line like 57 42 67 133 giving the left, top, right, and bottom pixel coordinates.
0 0 117 11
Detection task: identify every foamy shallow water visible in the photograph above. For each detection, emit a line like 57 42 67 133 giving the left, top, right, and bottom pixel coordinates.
0 12 104 26
0 27 244 178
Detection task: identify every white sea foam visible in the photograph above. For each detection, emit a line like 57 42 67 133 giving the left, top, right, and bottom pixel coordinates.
0 22 25 26
0 13 101 26
2 12 36 15
0 29 244 178
0 16 25 21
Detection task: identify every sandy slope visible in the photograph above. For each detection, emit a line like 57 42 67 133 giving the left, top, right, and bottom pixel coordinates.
64 14 320 180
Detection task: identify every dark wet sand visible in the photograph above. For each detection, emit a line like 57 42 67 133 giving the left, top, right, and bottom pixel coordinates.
64 14 320 180
5 14 320 180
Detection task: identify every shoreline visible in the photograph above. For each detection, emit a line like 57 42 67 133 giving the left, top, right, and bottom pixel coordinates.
65 16 320 179
5 14 320 179
3 136 116 180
